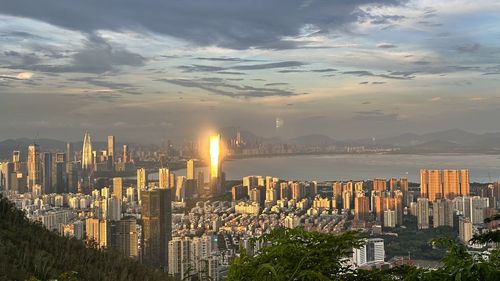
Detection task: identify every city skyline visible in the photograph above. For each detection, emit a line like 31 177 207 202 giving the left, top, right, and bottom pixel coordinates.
1 1 500 142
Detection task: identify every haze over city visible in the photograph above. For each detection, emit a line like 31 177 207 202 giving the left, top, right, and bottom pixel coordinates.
1 0 500 142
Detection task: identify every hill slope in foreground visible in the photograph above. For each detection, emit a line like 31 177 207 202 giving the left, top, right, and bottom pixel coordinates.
0 195 171 281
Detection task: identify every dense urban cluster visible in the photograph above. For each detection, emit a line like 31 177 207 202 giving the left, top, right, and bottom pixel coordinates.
1 132 499 280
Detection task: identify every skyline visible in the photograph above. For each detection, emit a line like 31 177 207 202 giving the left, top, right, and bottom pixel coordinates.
0 0 499 142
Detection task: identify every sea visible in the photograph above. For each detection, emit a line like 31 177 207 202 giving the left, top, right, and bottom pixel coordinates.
148 153 500 183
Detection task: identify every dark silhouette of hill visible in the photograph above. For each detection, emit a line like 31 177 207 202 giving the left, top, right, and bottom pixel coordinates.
0 195 171 281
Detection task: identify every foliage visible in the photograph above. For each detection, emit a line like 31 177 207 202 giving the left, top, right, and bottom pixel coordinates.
227 226 500 281
0 195 171 281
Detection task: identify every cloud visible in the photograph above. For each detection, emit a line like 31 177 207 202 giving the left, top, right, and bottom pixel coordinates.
310 68 337 72
456 43 481 53
376 43 397 49
10 33 145 74
0 72 34 80
159 78 303 98
0 0 403 50
342 70 414 80
232 61 305 70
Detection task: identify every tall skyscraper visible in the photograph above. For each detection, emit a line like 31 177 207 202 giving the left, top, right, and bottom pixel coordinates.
52 153 66 194
107 135 115 161
82 131 93 171
110 218 138 259
41 152 52 194
186 159 195 180
113 177 123 200
460 170 470 197
399 178 409 206
141 188 172 269
209 134 221 193
137 168 147 201
12 151 20 172
122 144 129 163
27 144 41 190
159 168 169 189
66 142 74 163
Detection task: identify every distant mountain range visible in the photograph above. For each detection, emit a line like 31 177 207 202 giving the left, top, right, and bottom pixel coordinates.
2 129 500 160
289 129 500 153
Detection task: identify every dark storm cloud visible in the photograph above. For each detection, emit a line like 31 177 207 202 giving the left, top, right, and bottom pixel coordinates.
0 0 403 50
9 34 145 74
3 50 41 67
159 78 303 98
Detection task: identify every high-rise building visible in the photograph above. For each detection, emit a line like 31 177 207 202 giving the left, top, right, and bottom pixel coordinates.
168 237 193 280
389 178 398 191
82 131 93 171
159 168 169 189
209 134 221 194
354 196 369 221
372 178 387 192
27 144 41 190
420 169 469 201
352 238 385 267
52 153 66 194
110 218 138 259
175 176 186 202
141 188 172 269
0 162 14 191
113 177 123 200
12 151 21 172
460 170 470 197
342 190 352 210
41 152 52 194
400 177 409 206
459 217 473 244
187 159 195 180
137 168 147 200
417 198 430 229
433 199 454 228
107 135 115 165
85 218 109 248
66 142 74 163
384 210 396 228
122 144 129 163
106 196 122 221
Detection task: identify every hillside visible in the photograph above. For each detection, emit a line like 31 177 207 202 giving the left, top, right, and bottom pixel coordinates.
0 195 171 281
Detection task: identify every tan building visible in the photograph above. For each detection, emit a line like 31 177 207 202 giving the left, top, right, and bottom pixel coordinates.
420 169 470 201
372 178 387 192
113 177 123 200
354 196 370 221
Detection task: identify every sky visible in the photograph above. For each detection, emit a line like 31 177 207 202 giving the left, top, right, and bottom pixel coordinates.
0 0 500 143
